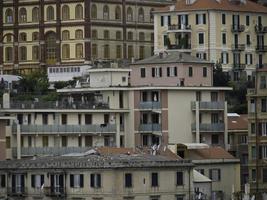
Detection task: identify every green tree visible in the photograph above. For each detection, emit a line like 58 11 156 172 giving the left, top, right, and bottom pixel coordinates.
213 62 229 86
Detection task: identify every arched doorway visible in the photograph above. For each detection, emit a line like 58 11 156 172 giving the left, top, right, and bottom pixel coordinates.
45 32 57 65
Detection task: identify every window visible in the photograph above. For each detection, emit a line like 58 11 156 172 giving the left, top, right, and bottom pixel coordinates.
140 68 146 78
211 92 218 102
240 135 247 144
152 67 162 78
19 46 27 61
176 172 183 186
209 169 221 181
188 67 193 77
246 35 251 46
42 136 49 147
176 195 184 200
116 31 121 40
92 44 97 58
251 123 255 134
45 32 57 62
211 134 219 144
139 32 145 41
198 33 204 45
127 7 133 21
196 169 205 175
125 173 132 188
5 9 13 23
0 175 6 188
150 8 154 22
251 169 256 182
104 44 110 59
138 8 144 22
70 174 84 188
31 175 44 188
261 146 267 159
28 136 32 147
196 52 207 60
85 136 92 146
32 46 39 61
5 47 13 62
47 6 54 21
260 76 267 89
20 32 27 42
116 45 122 59
32 32 39 41
203 67 207 77
222 33 226 45
85 114 92 125
92 30 97 39
251 146 256 159
6 137 10 148
151 173 158 187
196 13 206 24
76 44 83 58
103 5 109 20
246 15 250 26
139 46 145 59
128 32 133 40
75 29 83 39
62 44 70 59
128 45 133 59
6 34 12 43
62 114 67 124
91 174 101 188
221 52 229 64
62 30 70 40
62 136 67 147
167 67 177 77
32 7 39 22
221 13 226 25
91 4 97 19
19 8 27 23
245 54 252 65
104 30 109 39
62 5 70 20
75 4 83 19
12 174 25 193
115 6 121 20
263 169 267 183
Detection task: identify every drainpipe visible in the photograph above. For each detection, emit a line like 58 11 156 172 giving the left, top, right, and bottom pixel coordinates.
116 113 120 147
224 101 228 150
16 120 21 159
196 101 200 143
188 168 191 200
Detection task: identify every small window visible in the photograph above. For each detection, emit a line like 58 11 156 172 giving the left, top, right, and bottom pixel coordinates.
188 67 193 77
221 13 226 25
91 174 101 188
176 172 183 186
140 68 146 78
251 169 256 182
125 173 132 188
122 76 126 82
116 31 121 40
70 174 84 188
152 67 162 78
104 30 109 39
203 67 207 77
222 33 226 45
246 15 250 26
151 173 158 187
0 175 6 188
251 123 255 134
31 175 44 188
198 33 204 45
209 169 221 182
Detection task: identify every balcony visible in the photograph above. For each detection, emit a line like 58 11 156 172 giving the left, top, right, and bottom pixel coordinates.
7 187 27 196
13 124 117 134
231 44 245 51
191 101 225 111
256 64 267 68
167 44 191 50
12 147 92 157
255 25 267 34
191 123 225 132
139 101 161 110
256 45 267 52
139 123 161 132
247 89 256 96
167 24 191 32
231 24 245 32
232 63 246 70
8 100 109 110
44 187 65 197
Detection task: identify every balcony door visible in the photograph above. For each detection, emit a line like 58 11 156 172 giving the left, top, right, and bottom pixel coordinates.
232 15 240 27
51 174 64 193
178 15 188 27
12 174 24 193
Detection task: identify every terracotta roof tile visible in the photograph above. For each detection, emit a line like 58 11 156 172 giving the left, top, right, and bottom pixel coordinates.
228 114 248 130
156 0 267 13
192 147 236 159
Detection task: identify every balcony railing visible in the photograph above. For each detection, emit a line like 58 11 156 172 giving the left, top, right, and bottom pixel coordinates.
256 45 267 52
168 24 191 31
232 63 246 70
247 89 256 95
191 123 225 132
231 44 245 51
191 101 225 110
167 44 191 50
231 24 245 32
44 187 65 197
139 123 161 132
255 25 267 33
256 63 267 68
9 101 109 109
7 187 27 196
139 101 161 109
12 147 92 157
13 124 117 134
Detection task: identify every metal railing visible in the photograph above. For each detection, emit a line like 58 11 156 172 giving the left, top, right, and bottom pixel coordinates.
44 187 65 197
191 101 225 110
191 123 225 132
168 24 191 31
167 44 191 50
13 124 117 134
139 123 162 132
139 101 161 109
231 44 245 51
7 187 27 196
231 24 245 32
255 25 267 33
232 63 246 70
256 45 267 52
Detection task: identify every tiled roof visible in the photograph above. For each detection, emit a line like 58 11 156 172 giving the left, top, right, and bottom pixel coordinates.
192 147 236 159
228 114 248 131
156 0 267 13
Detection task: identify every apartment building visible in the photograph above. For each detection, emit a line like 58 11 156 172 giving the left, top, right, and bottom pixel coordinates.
0 147 195 200
153 0 267 80
227 113 248 190
0 0 173 75
247 66 267 194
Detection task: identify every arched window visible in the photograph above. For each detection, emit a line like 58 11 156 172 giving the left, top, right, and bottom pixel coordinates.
62 30 70 40
45 32 57 64
62 44 70 59
5 47 13 62
32 32 39 41
138 8 144 22
76 43 83 58
75 29 83 39
128 31 133 40
19 8 27 23
103 5 109 20
92 44 97 58
139 32 145 41
32 46 39 61
6 34 13 42
115 6 121 20
104 30 109 39
150 8 154 22
19 46 27 61
19 32 27 42
75 4 83 19
127 7 133 22
5 9 13 23
116 31 121 40
91 4 97 19
92 30 97 39
47 6 54 21
104 44 110 59
32 7 39 22
62 5 70 20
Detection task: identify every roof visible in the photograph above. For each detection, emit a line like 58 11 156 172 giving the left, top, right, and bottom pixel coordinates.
191 147 236 160
178 143 209 149
156 0 267 13
132 52 211 65
193 170 212 183
228 114 248 131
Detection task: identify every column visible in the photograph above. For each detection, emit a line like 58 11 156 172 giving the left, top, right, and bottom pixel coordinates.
196 101 200 143
56 0 61 65
224 101 228 150
116 113 120 147
122 0 127 59
84 0 91 63
0 0 3 74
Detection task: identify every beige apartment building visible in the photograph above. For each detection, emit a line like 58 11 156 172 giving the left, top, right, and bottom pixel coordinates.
0 0 173 75
153 0 267 80
0 147 195 200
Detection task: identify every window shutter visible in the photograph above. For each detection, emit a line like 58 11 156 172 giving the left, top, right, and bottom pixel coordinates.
21 175 25 189
41 175 44 186
167 67 170 77
196 14 199 24
203 14 206 24
218 170 221 181
245 54 248 65
50 175 54 187
90 174 94 187
209 169 212 180
178 15 181 25
12 175 15 193
159 67 162 77
31 175 35 188
259 146 263 159
226 53 229 64
161 16 164 26
250 54 253 64
259 123 262 136
80 174 84 187
152 68 155 77
1 175 6 187
204 53 207 60
59 174 64 187
70 174 74 187
185 15 188 25
97 174 101 188
174 67 177 76
168 15 171 26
